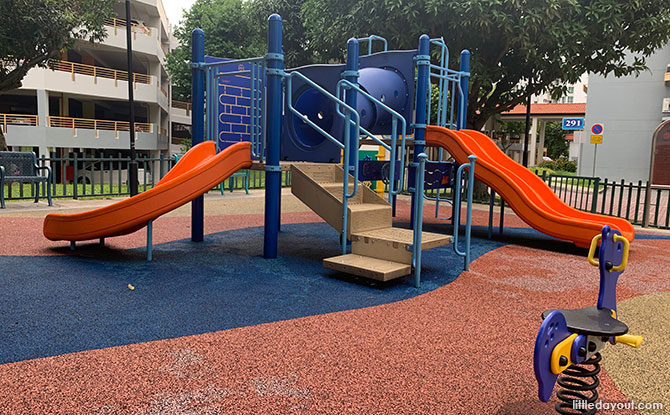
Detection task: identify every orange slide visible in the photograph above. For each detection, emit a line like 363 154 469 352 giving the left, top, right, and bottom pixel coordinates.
43 141 252 242
425 125 634 248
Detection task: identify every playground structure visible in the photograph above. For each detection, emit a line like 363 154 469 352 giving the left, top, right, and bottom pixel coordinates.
42 13 634 288
534 225 642 414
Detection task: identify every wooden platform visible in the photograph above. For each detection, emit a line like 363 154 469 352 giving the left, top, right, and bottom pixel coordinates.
352 228 452 250
323 254 412 281
350 227 451 265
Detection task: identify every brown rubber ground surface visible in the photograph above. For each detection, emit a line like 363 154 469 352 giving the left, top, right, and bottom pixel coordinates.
0 192 667 414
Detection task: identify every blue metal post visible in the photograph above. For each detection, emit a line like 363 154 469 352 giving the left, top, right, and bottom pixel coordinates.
413 153 428 288
191 28 205 242
263 14 283 259
410 35 430 229
456 50 470 130
344 38 359 170
464 155 475 270
147 220 153 261
488 189 495 239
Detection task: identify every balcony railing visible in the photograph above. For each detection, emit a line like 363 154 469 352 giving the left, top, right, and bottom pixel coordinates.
48 116 152 137
160 85 168 97
50 60 152 85
104 17 152 37
1 114 38 132
171 100 192 115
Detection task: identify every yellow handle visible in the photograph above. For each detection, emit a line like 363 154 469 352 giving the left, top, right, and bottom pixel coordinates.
588 234 602 267
615 334 643 348
587 233 629 272
611 234 630 272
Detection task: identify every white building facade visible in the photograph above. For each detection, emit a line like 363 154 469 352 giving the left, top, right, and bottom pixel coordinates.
579 45 670 181
0 0 188 161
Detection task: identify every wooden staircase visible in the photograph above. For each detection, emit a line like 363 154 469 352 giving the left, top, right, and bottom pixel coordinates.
291 163 452 281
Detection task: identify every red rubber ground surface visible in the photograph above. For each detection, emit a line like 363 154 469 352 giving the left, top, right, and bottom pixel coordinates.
1 201 665 414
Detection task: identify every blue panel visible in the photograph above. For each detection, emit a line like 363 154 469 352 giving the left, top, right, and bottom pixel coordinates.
204 56 253 151
562 117 584 130
534 310 570 402
408 162 454 190
280 49 417 163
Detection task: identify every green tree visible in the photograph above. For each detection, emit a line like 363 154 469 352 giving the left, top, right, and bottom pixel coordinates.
166 0 267 102
544 121 569 160
0 0 114 149
247 0 312 68
301 0 670 129
167 0 310 102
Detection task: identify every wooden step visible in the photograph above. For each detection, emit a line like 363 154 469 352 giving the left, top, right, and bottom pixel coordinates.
323 254 412 281
291 163 392 236
320 183 364 204
348 203 392 234
351 227 452 264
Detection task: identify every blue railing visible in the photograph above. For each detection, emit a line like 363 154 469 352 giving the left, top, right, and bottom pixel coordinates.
452 156 476 271
284 70 362 254
336 79 407 204
357 35 388 55
424 38 471 219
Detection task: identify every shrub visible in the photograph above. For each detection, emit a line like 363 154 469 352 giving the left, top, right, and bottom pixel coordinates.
538 157 577 173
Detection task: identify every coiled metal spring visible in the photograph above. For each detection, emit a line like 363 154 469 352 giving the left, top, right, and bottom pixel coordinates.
555 352 601 414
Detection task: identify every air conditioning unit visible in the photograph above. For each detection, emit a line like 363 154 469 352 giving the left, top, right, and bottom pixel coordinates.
666 64 670 84
663 98 670 113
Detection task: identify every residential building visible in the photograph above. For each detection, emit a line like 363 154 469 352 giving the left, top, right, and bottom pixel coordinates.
0 0 187 168
579 45 670 181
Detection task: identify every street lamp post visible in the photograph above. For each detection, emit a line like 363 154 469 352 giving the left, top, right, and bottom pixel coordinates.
125 0 138 196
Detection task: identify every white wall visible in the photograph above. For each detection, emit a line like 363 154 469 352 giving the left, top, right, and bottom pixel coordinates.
21 68 157 104
4 125 167 151
580 45 670 181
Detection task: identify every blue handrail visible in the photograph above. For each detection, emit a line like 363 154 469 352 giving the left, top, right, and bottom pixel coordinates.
452 155 476 271
336 79 407 204
357 35 388 55
284 70 361 254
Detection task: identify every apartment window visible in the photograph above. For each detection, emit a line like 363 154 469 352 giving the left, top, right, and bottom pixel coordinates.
567 96 574 103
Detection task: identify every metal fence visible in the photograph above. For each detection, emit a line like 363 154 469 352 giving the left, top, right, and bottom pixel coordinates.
423 170 670 230
3 153 668 230
1 154 291 203
542 172 670 229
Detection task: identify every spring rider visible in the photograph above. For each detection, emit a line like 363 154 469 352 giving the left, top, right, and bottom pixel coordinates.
533 225 643 414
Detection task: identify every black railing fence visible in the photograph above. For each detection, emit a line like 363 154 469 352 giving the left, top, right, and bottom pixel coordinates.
539 171 670 230
2 154 291 202
3 154 668 230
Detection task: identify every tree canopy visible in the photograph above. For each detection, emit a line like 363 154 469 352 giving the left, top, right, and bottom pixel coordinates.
0 0 115 94
167 0 309 101
301 0 670 129
167 0 670 128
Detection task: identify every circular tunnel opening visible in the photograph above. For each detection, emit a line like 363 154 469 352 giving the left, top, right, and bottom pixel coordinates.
291 88 336 149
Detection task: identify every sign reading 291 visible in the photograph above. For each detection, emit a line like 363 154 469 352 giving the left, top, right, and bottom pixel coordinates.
562 117 584 130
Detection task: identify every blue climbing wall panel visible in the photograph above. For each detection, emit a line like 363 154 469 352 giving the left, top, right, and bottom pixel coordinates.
204 56 252 151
